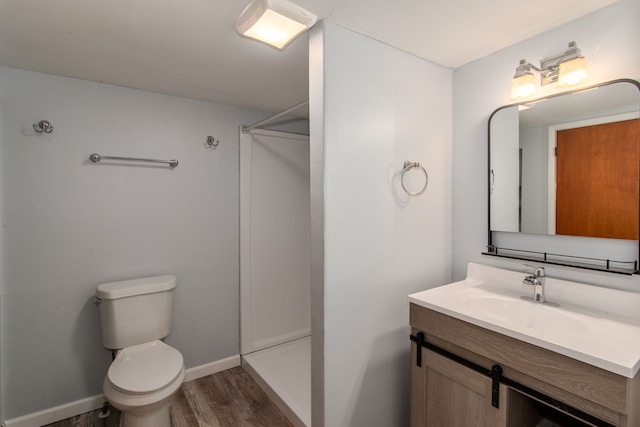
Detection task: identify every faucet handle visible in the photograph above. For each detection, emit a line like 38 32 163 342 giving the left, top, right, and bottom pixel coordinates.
523 264 545 277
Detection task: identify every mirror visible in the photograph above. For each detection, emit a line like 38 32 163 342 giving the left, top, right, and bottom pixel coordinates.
486 79 640 273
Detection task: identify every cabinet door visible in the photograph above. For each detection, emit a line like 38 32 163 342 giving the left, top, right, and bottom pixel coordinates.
411 345 507 427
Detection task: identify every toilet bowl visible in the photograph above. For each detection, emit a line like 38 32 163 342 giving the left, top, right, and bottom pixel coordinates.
103 340 185 427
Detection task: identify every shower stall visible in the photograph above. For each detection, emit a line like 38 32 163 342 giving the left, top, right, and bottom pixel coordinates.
239 125 311 427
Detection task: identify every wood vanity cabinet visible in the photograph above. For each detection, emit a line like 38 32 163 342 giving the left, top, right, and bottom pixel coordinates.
409 303 640 427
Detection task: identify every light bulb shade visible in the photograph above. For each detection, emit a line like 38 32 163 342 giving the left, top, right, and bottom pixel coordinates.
235 0 317 50
511 73 536 99
558 57 588 87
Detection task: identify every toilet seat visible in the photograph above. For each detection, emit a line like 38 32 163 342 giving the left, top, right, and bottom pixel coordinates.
107 340 183 395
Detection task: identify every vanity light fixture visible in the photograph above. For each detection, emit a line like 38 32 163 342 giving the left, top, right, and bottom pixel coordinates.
235 0 317 50
510 41 589 99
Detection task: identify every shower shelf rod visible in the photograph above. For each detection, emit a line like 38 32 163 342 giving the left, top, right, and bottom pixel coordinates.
89 153 179 168
242 100 309 133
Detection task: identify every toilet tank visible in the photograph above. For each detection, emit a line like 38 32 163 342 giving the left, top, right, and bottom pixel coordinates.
96 275 177 350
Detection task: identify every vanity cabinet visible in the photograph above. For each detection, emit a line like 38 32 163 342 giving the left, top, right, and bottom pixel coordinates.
410 303 640 427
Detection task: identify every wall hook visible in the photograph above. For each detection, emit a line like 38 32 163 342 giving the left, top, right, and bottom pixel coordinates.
206 136 219 149
33 120 54 134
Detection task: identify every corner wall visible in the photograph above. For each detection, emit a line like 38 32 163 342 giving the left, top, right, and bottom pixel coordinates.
452 0 640 289
0 66 296 420
310 23 453 426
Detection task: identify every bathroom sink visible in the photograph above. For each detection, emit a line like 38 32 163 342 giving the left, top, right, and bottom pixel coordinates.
408 263 640 378
462 293 589 334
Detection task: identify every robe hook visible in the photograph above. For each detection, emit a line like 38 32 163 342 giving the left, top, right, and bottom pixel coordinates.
33 120 54 134
206 136 219 148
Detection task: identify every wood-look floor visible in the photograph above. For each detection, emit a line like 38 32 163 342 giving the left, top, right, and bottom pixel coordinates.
44 366 293 427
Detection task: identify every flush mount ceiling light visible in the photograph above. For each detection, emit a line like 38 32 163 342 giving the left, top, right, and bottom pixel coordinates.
510 41 589 99
235 0 317 50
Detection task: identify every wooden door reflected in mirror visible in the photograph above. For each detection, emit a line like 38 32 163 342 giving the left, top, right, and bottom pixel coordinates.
556 119 639 240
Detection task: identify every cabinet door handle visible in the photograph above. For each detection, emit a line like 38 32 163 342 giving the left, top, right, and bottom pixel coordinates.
491 364 503 408
410 332 425 367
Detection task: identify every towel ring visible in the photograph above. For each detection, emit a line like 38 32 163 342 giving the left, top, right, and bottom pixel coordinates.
401 161 428 197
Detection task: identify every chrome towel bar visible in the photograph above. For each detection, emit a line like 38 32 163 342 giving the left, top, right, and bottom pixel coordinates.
89 153 178 168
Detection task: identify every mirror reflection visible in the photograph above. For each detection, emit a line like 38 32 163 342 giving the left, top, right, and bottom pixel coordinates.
489 79 640 240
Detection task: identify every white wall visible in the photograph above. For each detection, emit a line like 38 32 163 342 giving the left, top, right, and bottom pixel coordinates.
452 0 640 289
310 23 452 426
489 106 520 232
0 66 306 420
520 125 548 234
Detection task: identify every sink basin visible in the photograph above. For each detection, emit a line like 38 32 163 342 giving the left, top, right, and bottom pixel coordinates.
463 293 589 334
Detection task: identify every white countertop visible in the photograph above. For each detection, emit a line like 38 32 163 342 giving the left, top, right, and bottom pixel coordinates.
408 263 640 378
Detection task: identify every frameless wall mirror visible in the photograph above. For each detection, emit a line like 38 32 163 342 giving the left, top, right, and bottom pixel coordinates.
485 79 640 274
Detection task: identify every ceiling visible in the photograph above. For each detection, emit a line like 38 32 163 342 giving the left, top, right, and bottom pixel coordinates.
0 0 617 115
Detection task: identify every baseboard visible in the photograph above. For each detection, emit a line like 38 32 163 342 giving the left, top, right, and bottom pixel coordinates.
3 355 241 427
184 354 241 382
3 394 106 427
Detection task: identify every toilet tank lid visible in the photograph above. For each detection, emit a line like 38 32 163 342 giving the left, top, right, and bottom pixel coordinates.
96 275 176 299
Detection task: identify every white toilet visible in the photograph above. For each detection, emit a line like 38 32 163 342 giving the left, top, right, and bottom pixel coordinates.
96 275 185 427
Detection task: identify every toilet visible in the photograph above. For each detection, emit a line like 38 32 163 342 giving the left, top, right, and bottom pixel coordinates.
96 275 185 427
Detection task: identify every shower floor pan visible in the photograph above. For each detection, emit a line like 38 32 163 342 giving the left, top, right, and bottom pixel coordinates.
242 336 311 427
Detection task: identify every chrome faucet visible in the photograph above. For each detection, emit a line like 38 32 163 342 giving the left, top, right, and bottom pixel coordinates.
521 265 558 306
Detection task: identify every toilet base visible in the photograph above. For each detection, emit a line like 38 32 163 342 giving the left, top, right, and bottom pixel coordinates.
121 402 170 427
103 364 185 427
